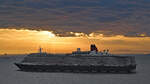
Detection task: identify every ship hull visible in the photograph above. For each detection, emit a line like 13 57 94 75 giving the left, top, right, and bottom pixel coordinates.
15 63 136 73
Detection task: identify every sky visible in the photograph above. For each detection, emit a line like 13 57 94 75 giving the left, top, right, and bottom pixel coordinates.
0 29 150 54
0 0 150 36
0 0 150 54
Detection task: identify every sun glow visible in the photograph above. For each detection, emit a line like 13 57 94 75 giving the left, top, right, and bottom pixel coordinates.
39 31 56 38
0 29 150 54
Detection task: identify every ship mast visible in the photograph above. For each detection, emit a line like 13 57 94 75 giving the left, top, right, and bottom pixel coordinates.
39 47 42 54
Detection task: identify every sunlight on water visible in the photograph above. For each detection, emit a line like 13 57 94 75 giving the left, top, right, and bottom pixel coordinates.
0 29 150 54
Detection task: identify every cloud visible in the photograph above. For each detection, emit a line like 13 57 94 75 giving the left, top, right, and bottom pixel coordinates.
0 29 150 54
0 0 150 36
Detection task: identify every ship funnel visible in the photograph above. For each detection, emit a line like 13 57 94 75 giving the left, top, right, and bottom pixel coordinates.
90 44 98 52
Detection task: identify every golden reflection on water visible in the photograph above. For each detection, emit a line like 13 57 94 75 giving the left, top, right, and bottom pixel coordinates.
0 29 150 54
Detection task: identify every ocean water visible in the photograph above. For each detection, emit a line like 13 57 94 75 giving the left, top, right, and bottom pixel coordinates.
0 55 150 84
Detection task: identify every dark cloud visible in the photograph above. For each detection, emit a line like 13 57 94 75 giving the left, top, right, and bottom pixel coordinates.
0 0 150 36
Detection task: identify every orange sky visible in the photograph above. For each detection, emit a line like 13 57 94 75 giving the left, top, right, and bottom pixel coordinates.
0 29 150 54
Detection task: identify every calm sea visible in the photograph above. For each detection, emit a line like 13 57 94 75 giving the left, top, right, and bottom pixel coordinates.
0 55 150 84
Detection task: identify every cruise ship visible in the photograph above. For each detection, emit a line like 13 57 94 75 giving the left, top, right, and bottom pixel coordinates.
15 44 136 73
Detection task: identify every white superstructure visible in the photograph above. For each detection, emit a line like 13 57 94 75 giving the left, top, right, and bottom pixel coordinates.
71 44 111 56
